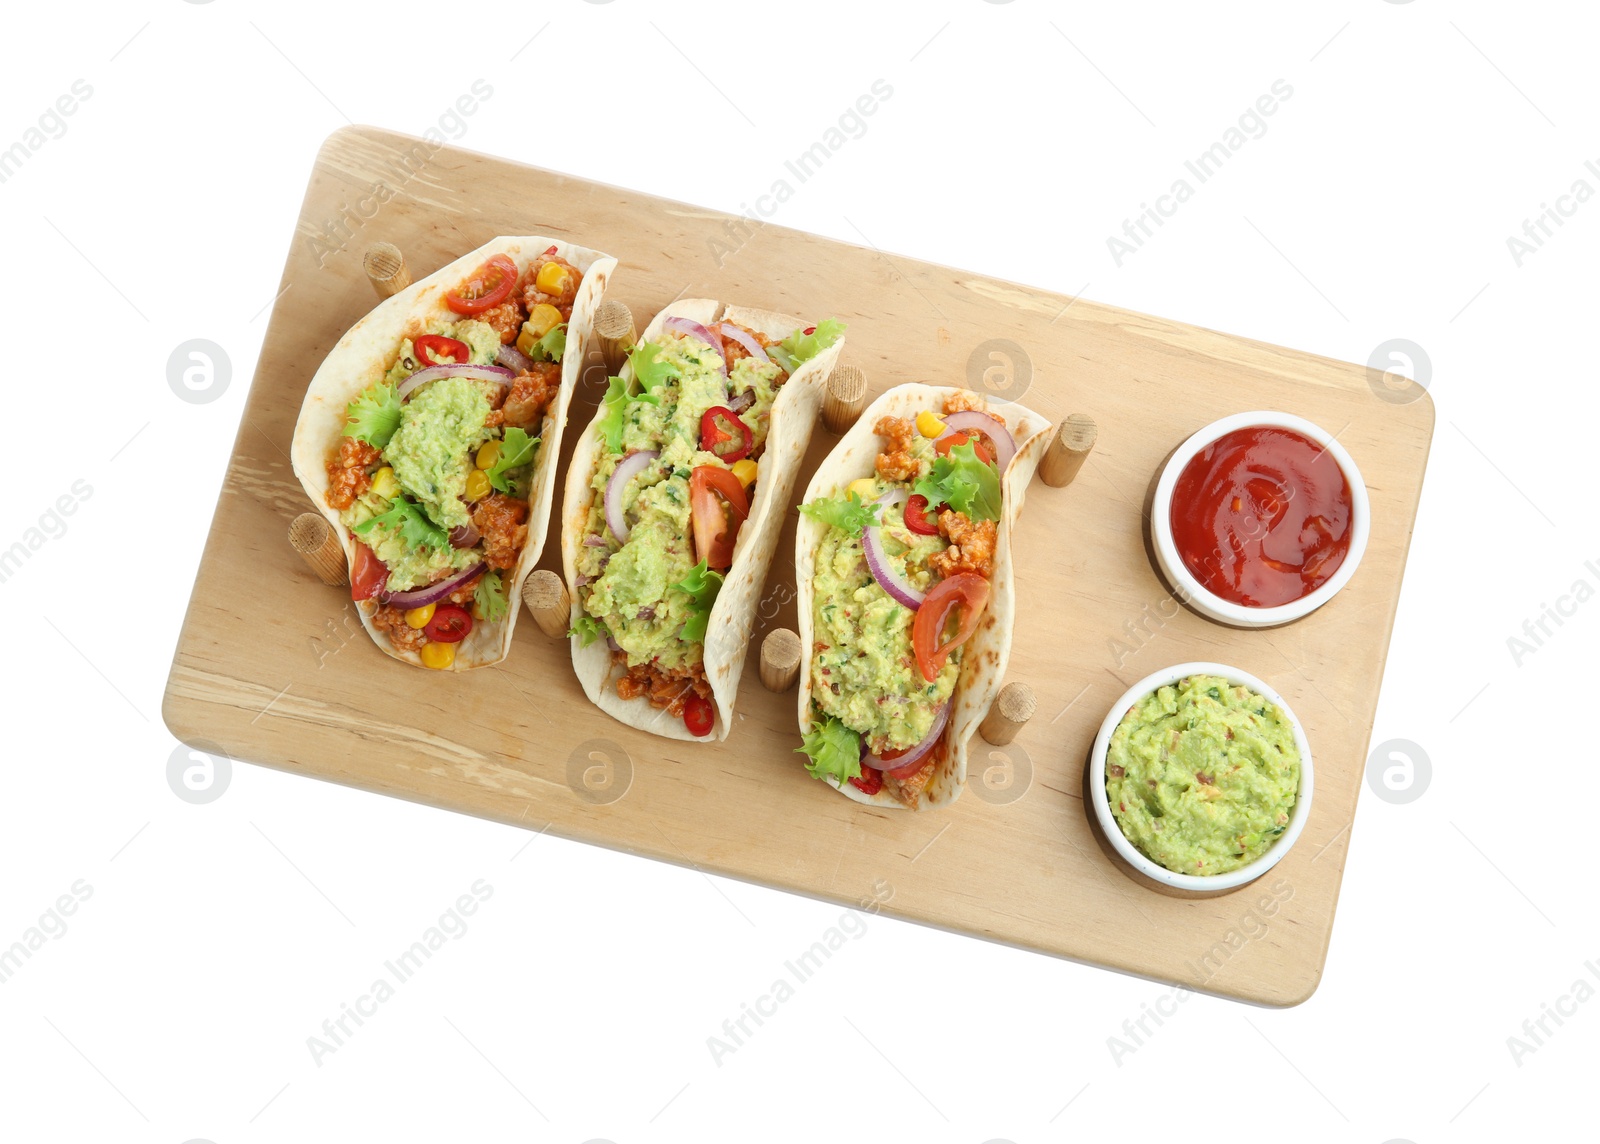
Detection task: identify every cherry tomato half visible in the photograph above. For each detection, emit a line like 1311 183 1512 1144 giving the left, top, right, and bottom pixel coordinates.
445 254 518 315
903 493 940 536
688 465 751 571
934 431 994 465
683 695 714 737
350 542 388 602
414 334 471 368
424 603 474 643
911 572 990 683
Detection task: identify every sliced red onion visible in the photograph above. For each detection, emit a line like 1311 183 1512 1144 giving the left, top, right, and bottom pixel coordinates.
662 316 727 375
718 322 768 362
727 386 756 414
863 702 950 772
603 449 659 543
398 363 515 401
936 410 1017 473
582 536 608 548
448 523 480 549
605 635 621 652
862 489 924 610
495 343 533 373
381 562 485 609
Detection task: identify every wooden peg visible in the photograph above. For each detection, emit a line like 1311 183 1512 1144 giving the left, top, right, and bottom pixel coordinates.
522 570 571 639
594 300 636 375
364 243 411 299
760 628 802 693
1039 414 1098 488
822 365 867 434
289 513 348 587
978 682 1035 746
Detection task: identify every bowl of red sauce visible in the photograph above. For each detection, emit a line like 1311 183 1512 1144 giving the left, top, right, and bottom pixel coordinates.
1152 411 1369 628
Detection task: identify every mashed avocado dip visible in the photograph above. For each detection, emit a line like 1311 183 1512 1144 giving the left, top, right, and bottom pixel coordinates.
576 332 783 668
1105 674 1300 875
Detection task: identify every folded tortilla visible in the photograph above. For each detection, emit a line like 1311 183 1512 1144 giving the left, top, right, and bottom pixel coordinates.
794 385 1053 809
561 300 845 740
290 235 617 670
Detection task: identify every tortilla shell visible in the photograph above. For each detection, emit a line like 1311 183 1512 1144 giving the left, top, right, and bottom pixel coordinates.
794 385 1052 809
560 301 844 740
290 236 616 670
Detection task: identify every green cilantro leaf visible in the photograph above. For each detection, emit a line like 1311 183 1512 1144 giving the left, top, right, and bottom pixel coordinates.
570 613 609 647
352 495 448 551
768 318 846 373
797 716 863 784
914 439 1001 521
798 490 881 537
342 382 403 449
526 323 566 363
596 374 658 453
486 427 539 495
629 340 679 397
474 570 508 622
671 558 724 644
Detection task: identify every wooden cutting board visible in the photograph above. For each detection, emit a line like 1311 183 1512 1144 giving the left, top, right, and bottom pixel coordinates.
163 126 1432 1006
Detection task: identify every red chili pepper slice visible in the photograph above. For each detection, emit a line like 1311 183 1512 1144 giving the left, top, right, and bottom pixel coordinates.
414 335 471 368
683 695 714 737
849 765 883 795
699 406 752 463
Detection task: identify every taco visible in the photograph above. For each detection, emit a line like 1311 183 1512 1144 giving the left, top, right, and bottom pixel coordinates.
561 301 846 740
794 386 1052 809
291 236 616 670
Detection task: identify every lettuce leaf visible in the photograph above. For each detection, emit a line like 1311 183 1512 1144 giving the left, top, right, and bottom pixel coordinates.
342 382 403 449
596 374 659 453
671 559 724 645
797 716 862 784
486 426 539 496
527 323 566 363
352 495 448 551
914 439 1001 521
629 340 679 398
798 490 881 537
768 318 846 373
474 570 507 622
570 613 609 647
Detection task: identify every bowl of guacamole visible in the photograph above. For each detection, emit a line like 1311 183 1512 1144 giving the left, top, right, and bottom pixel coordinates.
1089 662 1314 891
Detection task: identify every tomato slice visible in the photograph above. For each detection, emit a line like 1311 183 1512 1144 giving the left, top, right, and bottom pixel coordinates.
934 431 994 464
414 334 471 368
424 603 473 643
849 765 883 796
683 695 715 736
882 747 934 781
903 493 939 536
912 572 990 682
445 254 518 315
350 541 387 602
699 406 752 462
689 465 750 571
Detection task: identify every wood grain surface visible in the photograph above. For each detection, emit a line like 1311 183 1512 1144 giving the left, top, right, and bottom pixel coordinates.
163 127 1433 1006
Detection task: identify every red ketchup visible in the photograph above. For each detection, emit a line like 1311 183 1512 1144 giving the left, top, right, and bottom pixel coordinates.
1170 426 1353 608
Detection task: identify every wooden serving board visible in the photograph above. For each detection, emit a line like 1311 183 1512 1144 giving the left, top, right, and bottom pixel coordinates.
163 127 1432 1006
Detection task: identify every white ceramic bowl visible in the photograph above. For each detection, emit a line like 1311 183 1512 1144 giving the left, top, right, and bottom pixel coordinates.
1151 410 1370 628
1088 662 1315 892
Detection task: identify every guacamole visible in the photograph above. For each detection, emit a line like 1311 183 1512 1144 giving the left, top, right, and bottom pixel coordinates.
382 377 495 533
576 332 784 668
1105 674 1300 875
342 484 478 591
809 491 958 752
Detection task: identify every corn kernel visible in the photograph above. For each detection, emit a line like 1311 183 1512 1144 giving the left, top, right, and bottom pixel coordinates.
524 302 562 339
476 440 501 470
848 477 878 502
419 641 456 670
535 263 571 296
465 469 492 502
404 603 436 629
731 458 759 488
370 466 400 499
916 410 946 438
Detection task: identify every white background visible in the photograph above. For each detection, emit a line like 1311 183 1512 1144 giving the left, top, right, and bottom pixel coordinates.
1 1 1593 1141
